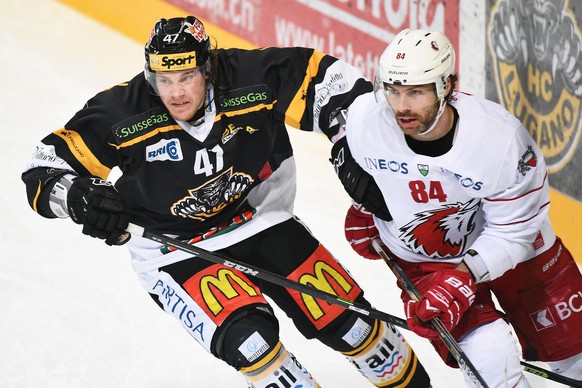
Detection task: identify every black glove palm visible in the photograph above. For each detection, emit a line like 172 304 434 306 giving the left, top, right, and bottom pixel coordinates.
67 176 130 246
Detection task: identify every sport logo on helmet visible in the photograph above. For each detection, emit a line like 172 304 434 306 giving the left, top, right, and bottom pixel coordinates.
185 19 208 43
149 52 197 71
399 199 480 258
431 41 439 51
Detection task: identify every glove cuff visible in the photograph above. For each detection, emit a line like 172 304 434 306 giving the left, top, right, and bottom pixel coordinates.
463 250 491 283
48 173 78 218
352 202 372 215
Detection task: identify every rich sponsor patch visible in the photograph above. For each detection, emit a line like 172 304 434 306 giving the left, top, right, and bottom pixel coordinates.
113 108 172 144
218 84 271 112
488 0 582 173
146 138 183 162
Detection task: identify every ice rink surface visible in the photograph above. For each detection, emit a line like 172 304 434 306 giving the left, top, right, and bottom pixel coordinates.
0 1 564 386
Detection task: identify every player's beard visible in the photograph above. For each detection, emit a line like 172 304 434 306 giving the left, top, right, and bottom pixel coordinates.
395 100 440 136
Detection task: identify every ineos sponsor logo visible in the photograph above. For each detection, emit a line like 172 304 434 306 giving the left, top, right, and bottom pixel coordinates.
364 157 408 174
452 173 483 191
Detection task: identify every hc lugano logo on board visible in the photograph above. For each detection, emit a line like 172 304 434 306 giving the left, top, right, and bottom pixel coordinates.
488 0 582 172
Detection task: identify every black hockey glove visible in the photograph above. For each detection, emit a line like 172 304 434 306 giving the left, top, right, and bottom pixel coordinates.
330 136 392 221
67 176 130 246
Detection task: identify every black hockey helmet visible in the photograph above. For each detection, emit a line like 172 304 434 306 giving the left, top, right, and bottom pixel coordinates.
144 16 211 73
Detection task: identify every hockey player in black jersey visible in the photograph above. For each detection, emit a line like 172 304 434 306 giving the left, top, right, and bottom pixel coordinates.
22 16 430 387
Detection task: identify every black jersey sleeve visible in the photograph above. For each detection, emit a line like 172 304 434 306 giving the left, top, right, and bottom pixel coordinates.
38 74 153 179
21 73 157 217
216 47 372 140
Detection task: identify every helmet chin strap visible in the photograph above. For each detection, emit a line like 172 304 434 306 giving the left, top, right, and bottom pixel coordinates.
187 82 214 126
417 98 446 136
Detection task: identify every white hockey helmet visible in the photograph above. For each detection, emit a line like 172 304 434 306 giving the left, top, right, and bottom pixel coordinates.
376 28 455 101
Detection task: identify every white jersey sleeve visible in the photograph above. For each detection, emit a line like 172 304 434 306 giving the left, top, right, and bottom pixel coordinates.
345 92 555 280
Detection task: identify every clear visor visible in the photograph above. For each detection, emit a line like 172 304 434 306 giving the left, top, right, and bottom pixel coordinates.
372 73 446 136
144 66 207 96
373 73 440 112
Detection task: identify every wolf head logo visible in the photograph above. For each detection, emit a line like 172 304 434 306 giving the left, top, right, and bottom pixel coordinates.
399 199 480 258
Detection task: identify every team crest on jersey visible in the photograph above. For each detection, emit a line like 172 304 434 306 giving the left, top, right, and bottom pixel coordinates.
171 167 253 220
518 145 538 175
488 0 582 173
399 199 480 257
417 164 429 177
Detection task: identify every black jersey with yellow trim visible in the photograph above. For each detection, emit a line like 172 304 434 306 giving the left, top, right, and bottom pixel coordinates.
23 47 372 235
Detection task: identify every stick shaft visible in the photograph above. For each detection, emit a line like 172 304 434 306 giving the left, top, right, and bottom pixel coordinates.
372 239 489 388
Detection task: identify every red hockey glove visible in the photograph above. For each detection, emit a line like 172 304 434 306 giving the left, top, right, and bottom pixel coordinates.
406 269 476 339
344 203 380 260
404 300 440 340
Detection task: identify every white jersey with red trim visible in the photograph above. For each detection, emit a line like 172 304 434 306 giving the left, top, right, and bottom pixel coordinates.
345 92 556 280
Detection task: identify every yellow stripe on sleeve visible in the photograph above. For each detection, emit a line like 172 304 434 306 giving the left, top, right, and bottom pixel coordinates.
32 180 42 213
285 50 326 129
110 124 183 149
216 102 276 121
54 128 111 178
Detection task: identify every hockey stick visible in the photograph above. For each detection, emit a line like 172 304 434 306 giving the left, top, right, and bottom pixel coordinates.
520 363 582 387
371 239 489 388
371 240 582 388
125 223 408 329
123 225 580 387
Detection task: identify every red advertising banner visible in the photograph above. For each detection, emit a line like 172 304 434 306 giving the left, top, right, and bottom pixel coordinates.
164 0 459 80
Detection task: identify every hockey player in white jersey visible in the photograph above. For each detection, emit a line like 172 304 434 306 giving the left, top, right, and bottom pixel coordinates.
332 28 582 387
